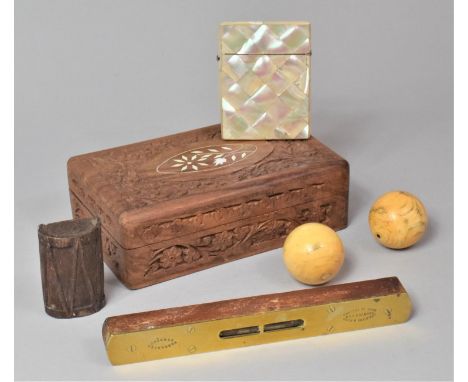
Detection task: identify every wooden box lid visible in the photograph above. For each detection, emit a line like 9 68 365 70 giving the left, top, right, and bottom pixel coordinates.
67 124 348 250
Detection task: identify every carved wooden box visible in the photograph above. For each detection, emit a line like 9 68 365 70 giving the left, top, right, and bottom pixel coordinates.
67 124 349 289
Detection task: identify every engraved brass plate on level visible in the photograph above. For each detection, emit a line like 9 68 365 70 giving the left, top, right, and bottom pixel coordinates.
103 277 412 365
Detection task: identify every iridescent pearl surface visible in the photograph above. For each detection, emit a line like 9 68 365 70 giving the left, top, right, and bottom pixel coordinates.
219 22 311 140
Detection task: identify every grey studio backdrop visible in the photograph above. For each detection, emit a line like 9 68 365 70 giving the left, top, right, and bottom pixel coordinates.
15 0 453 380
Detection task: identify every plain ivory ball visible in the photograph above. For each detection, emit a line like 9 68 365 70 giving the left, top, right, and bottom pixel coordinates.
282 223 345 285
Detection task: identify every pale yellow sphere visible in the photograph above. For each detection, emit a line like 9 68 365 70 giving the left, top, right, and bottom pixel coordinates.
283 223 345 285
368 191 428 249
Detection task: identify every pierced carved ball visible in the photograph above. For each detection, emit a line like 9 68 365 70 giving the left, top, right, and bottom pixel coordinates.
368 191 428 249
283 223 345 285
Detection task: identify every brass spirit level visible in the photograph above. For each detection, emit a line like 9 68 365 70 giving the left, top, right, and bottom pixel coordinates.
102 277 412 365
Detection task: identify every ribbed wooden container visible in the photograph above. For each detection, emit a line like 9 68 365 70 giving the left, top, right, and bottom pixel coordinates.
38 218 105 318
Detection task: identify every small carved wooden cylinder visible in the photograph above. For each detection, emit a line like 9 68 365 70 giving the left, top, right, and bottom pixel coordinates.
38 218 106 318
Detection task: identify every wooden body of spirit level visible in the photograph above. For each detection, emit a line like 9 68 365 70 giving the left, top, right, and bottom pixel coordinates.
102 277 412 365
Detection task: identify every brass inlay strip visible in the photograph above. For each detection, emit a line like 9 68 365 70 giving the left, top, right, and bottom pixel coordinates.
104 290 412 365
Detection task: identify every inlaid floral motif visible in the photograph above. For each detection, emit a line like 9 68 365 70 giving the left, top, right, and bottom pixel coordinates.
156 144 257 174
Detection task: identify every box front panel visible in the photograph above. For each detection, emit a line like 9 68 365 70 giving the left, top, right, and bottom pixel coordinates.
128 162 347 247
70 176 348 289
128 195 347 289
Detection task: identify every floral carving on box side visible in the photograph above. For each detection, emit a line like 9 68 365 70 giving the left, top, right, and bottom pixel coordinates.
137 183 324 243
144 218 296 277
143 199 337 278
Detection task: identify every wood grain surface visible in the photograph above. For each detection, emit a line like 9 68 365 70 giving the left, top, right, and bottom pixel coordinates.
103 277 406 336
67 124 349 288
38 218 106 318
